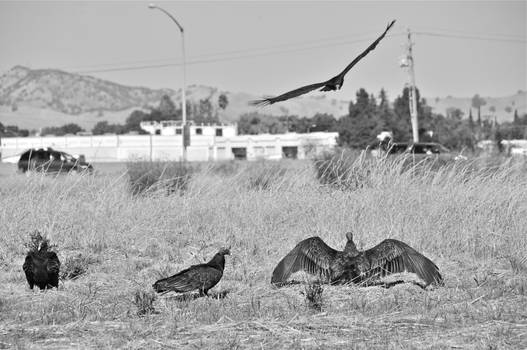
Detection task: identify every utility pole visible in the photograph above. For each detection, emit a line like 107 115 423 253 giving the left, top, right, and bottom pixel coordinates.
401 28 419 143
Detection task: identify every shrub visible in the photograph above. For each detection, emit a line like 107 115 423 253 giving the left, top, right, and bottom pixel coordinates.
302 282 324 312
133 289 157 316
60 253 94 280
126 161 193 196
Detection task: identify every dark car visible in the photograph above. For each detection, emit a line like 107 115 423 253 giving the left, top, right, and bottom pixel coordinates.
376 142 466 161
17 148 94 174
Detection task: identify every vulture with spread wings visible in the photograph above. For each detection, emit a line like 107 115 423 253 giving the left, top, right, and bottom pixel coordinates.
153 247 230 296
250 20 396 106
271 232 443 288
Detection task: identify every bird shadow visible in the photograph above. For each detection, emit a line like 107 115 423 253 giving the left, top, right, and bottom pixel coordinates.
162 289 230 302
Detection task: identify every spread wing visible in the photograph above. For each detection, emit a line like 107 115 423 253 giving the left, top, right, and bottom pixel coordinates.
249 82 328 106
271 236 339 285
336 20 396 78
153 264 223 293
361 239 443 286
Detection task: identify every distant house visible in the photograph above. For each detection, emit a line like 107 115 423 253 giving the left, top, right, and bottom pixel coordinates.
139 120 237 138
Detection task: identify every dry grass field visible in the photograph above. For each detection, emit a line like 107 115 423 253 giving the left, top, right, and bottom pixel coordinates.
0 155 526 349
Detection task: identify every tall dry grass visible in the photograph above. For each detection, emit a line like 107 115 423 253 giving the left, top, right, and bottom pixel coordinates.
0 155 526 349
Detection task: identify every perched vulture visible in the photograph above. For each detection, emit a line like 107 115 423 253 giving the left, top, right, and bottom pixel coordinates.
153 247 230 296
250 20 396 106
271 233 443 288
22 240 61 290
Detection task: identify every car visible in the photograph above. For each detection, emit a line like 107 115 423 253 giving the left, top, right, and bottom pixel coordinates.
375 142 467 161
17 147 94 174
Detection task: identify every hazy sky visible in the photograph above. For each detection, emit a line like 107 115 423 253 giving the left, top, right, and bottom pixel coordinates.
0 1 525 101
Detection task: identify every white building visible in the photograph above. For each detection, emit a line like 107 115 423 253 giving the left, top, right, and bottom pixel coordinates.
1 131 338 163
140 120 237 138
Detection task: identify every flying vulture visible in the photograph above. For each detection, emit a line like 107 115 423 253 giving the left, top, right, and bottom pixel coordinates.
250 20 396 106
271 232 442 288
153 247 230 296
22 240 61 290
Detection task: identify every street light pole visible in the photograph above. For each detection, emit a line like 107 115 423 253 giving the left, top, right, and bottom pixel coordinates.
148 3 187 161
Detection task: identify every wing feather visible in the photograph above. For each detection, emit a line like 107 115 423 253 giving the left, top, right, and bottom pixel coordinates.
337 20 396 78
249 82 328 106
153 265 222 293
271 237 339 284
363 239 443 286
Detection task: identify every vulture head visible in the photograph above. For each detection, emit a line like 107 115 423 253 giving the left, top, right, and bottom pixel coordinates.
218 247 231 256
343 232 360 257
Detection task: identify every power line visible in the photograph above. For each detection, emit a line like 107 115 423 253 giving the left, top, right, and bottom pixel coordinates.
69 29 525 75
65 30 402 71
414 31 527 43
74 33 406 74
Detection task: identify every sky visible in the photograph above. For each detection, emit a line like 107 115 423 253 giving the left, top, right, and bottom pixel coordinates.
0 0 525 102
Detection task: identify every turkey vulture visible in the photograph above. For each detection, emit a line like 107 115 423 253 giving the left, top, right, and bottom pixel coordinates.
271 232 442 288
22 240 61 290
250 20 396 106
153 247 230 296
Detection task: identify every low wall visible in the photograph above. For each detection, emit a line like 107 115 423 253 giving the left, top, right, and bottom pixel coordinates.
0 132 338 162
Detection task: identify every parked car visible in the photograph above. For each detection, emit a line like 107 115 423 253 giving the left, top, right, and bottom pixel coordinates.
17 148 94 174
375 142 467 161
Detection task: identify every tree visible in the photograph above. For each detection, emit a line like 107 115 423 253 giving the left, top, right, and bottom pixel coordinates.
92 121 126 135
125 110 149 133
41 123 84 136
218 94 229 110
238 112 288 135
513 109 519 124
338 88 384 148
158 95 176 118
311 113 337 132
471 94 486 124
468 108 474 130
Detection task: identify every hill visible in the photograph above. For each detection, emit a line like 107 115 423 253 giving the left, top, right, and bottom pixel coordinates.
427 91 526 123
0 66 349 130
0 65 525 131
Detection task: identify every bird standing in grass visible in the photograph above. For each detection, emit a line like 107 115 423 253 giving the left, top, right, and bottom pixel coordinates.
23 237 61 290
153 247 230 296
272 232 443 288
250 20 396 106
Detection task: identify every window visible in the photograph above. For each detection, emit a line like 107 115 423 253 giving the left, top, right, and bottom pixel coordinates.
176 128 182 135
282 146 298 159
215 128 223 137
196 128 202 135
231 147 247 160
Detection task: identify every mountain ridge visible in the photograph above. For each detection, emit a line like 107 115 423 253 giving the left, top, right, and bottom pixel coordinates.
0 66 525 131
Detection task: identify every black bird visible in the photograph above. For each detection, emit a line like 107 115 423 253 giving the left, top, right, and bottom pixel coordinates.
22 240 61 290
250 20 396 106
271 232 442 288
153 247 230 296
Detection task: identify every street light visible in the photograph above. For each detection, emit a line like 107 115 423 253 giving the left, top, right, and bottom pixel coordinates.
148 3 188 161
